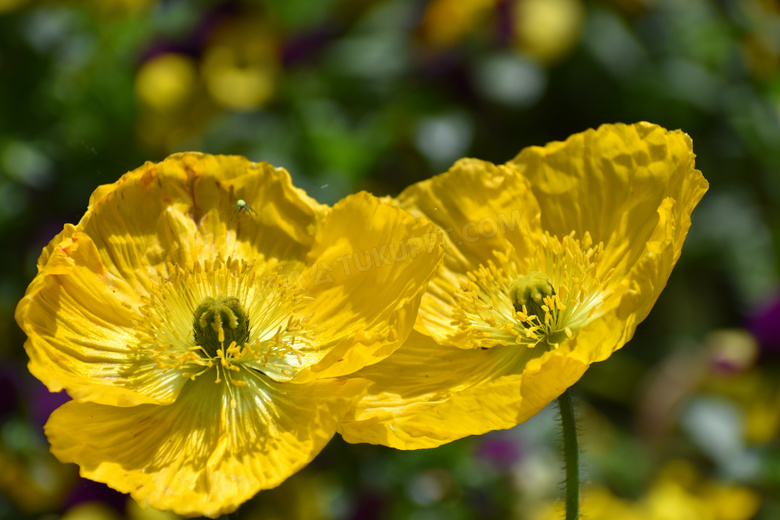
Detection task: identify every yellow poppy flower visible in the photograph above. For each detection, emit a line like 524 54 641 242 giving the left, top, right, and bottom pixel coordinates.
340 122 708 449
15 153 442 517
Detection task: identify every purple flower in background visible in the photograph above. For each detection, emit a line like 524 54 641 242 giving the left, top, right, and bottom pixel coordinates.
477 435 522 470
30 379 70 430
749 292 780 357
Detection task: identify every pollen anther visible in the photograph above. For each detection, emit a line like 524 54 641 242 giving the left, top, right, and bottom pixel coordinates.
138 258 316 388
450 231 609 351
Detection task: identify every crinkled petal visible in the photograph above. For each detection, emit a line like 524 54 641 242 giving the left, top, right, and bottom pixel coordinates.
16 232 183 406
339 331 588 449
508 122 708 281
73 153 324 294
396 159 541 343
563 197 698 365
294 193 444 381
185 154 325 267
35 223 77 272
45 374 367 518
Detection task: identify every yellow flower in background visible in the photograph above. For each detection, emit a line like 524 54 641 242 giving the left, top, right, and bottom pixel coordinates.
417 0 583 65
201 17 279 111
418 0 496 48
0 0 28 14
135 54 199 115
15 153 442 517
533 460 761 520
134 52 215 152
532 485 642 520
642 461 760 520
340 122 708 449
134 17 280 153
531 461 761 520
512 0 585 64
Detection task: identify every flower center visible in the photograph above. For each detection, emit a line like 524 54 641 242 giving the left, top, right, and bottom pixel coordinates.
193 295 250 358
135 257 316 400
450 231 610 350
510 272 555 318
508 272 571 346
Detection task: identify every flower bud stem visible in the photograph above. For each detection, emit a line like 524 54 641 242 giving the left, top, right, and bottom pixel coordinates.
558 389 579 520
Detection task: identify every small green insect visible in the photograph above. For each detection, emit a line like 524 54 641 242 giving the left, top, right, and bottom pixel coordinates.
232 199 258 219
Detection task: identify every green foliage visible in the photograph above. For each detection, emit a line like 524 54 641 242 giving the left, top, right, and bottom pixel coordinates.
2 0 780 518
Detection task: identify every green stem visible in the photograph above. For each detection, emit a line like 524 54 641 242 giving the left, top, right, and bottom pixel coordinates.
558 389 579 520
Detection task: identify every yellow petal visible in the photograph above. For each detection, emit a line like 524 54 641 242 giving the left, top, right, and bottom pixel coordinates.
508 122 708 281
16 232 183 406
45 374 368 518
339 331 588 449
185 154 324 265
16 153 328 406
563 197 677 365
396 158 541 344
35 223 77 272
294 192 444 381
77 153 324 294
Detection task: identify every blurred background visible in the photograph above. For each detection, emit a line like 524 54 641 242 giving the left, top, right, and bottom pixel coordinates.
1 0 780 518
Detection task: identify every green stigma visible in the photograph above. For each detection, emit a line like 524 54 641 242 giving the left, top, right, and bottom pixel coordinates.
193 295 250 357
510 272 555 317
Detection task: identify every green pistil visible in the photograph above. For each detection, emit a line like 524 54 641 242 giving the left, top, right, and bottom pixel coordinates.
510 272 555 317
193 295 250 357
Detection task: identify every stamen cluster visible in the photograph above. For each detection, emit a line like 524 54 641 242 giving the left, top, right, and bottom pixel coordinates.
135 257 313 403
451 231 609 350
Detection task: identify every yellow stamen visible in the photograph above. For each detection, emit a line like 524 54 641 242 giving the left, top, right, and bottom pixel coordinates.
135 257 317 406
450 231 609 351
